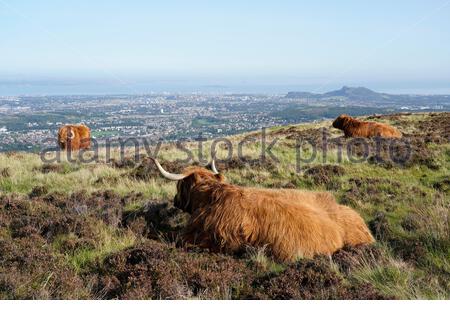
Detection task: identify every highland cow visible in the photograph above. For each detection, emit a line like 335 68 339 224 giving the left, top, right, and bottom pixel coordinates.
58 124 91 151
151 158 374 262
332 114 402 138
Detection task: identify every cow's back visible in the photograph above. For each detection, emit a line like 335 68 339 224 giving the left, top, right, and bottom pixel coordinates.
258 188 374 247
77 125 91 149
364 121 402 138
238 190 345 260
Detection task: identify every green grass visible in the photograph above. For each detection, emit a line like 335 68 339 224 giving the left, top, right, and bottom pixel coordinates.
353 257 449 299
53 223 137 274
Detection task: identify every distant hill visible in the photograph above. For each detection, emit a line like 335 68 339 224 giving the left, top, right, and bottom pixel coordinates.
287 86 387 102
286 86 450 106
323 86 386 101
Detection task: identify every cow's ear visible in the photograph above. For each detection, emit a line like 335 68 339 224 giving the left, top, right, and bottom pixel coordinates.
215 173 225 182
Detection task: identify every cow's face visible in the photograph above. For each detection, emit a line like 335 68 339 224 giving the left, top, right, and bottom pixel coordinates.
150 158 224 212
174 169 224 212
174 175 194 211
58 126 77 150
332 114 351 129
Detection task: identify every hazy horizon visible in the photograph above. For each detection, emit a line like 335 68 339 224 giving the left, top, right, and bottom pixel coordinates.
1 77 450 96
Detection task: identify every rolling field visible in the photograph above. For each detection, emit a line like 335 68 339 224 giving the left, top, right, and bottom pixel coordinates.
0 112 448 299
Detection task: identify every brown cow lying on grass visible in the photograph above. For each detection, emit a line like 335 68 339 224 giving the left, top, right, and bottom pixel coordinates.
151 158 374 262
332 114 402 138
58 124 91 151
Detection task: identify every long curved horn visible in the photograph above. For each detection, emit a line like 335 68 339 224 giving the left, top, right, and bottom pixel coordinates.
68 128 75 139
210 158 219 174
149 158 187 181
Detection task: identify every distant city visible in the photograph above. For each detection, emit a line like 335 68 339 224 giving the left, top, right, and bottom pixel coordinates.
0 86 449 152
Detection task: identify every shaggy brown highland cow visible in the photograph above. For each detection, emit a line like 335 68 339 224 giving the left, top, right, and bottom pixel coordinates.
58 124 91 151
151 158 375 262
332 114 402 138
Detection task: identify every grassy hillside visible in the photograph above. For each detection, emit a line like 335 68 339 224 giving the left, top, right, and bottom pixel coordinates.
0 112 448 299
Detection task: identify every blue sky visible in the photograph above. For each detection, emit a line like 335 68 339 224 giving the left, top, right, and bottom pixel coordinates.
0 0 449 93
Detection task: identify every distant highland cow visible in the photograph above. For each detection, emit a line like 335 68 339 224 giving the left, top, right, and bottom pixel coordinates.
150 158 374 262
332 114 402 138
58 124 91 151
